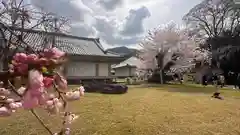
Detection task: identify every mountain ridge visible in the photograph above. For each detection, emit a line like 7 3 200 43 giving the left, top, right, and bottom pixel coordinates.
106 46 140 57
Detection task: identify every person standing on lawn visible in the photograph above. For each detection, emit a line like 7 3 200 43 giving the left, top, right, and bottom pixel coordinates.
236 73 240 90
231 72 239 90
219 75 225 88
202 75 207 87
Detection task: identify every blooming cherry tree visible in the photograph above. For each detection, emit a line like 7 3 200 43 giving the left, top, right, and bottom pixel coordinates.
0 47 84 135
139 23 209 82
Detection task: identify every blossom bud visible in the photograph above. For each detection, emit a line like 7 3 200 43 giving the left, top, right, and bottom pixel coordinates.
46 100 54 106
79 86 85 96
65 128 70 135
9 103 18 109
15 102 22 108
17 87 26 95
6 98 14 103
48 94 55 99
65 91 80 101
0 106 11 117
0 95 6 100
0 88 10 95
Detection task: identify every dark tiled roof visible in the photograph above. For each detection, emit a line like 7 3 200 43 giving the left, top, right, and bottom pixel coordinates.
2 27 120 57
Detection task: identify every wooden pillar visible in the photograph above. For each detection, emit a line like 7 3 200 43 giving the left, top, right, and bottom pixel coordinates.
63 64 68 77
108 63 111 76
95 63 99 76
0 60 3 71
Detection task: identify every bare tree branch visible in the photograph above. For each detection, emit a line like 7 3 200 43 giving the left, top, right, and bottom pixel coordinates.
0 0 70 71
183 0 237 38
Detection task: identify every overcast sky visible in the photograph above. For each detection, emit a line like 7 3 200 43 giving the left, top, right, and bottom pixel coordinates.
30 0 202 49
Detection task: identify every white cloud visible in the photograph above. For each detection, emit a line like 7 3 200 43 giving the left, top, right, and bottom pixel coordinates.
30 0 202 49
120 6 151 36
31 0 93 22
97 0 124 11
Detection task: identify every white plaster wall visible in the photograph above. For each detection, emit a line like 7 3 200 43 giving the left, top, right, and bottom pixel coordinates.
98 63 109 76
130 67 137 76
66 62 96 77
114 67 130 77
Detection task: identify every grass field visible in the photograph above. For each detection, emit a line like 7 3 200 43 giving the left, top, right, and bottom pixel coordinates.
1 84 240 135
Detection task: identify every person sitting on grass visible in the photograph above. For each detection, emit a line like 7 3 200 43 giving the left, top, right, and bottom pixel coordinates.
211 74 223 100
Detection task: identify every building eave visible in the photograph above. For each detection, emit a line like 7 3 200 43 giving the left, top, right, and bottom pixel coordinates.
68 54 126 63
2 26 114 57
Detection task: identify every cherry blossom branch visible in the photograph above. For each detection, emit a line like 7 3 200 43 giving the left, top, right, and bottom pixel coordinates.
7 80 22 97
53 81 70 135
53 82 67 108
0 47 83 135
5 80 54 135
7 80 54 135
30 109 54 135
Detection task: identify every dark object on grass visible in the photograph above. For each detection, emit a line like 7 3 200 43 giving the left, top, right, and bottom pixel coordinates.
211 92 224 100
83 80 128 94
83 85 98 93
101 84 128 94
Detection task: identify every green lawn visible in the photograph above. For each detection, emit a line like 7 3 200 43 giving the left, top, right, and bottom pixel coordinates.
1 84 240 135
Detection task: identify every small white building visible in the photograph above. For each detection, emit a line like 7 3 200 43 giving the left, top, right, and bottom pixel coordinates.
112 56 143 78
1 27 126 84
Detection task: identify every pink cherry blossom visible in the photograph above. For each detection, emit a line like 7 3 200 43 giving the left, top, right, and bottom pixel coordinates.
13 53 27 63
0 106 11 117
0 49 82 133
43 77 54 88
43 47 65 59
22 70 46 109
23 90 46 109
28 70 44 88
27 54 38 64
38 58 49 66
15 63 28 74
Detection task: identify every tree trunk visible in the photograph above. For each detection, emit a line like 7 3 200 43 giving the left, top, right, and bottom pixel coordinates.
159 69 163 84
3 56 9 71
